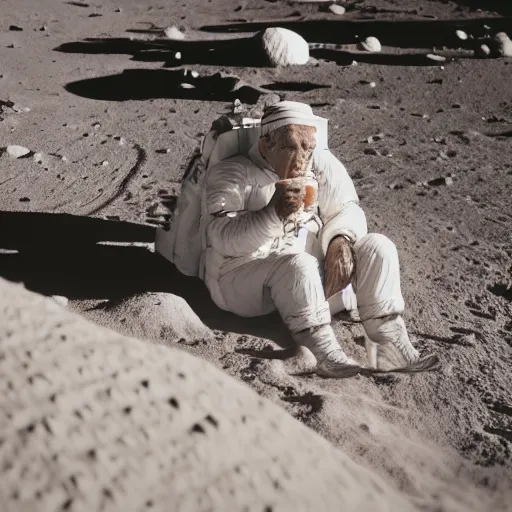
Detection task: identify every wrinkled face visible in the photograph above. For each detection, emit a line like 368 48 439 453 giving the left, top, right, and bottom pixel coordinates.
260 124 317 180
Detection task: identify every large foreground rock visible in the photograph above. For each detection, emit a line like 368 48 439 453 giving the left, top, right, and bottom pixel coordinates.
0 278 414 511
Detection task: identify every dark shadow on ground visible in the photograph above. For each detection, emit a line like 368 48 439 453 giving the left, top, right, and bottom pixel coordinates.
200 17 512 48
55 36 272 68
310 48 458 66
65 69 272 103
452 0 512 16
261 81 331 92
0 211 289 344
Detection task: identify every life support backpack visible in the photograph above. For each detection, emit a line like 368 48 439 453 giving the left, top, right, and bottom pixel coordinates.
155 114 328 279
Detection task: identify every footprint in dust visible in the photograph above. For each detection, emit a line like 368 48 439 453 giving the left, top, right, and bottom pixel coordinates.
483 398 512 443
282 391 324 422
483 425 512 443
487 282 512 303
464 296 497 321
487 399 512 418
240 358 264 383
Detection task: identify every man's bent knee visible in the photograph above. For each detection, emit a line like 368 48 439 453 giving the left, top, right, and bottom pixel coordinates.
286 252 321 276
354 233 398 261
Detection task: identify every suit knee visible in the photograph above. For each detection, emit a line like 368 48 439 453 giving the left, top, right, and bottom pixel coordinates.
282 252 320 279
354 233 398 261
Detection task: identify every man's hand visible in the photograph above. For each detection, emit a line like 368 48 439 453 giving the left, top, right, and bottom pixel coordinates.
324 236 355 298
270 180 306 220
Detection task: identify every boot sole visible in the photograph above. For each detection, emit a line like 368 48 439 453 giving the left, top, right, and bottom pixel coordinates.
361 354 441 375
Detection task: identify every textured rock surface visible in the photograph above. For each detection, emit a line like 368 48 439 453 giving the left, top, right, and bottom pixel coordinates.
86 292 213 345
258 28 310 66
0 278 412 512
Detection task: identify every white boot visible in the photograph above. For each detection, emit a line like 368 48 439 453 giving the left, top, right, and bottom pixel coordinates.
293 325 361 378
363 315 439 373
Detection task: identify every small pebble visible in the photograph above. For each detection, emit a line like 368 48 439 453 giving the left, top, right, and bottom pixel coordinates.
101 160 109 166
426 53 446 62
6 145 30 158
359 36 381 53
164 26 185 40
93 122 100 129
455 30 468 40
369 81 376 88
477 44 491 57
175 51 182 60
329 4 346 15
190 70 199 78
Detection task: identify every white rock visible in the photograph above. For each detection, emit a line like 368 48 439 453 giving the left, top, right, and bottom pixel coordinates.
329 4 346 15
359 36 381 53
164 26 185 40
180 83 195 89
495 32 512 57
175 51 182 60
190 70 199 78
477 44 491 57
6 145 30 158
426 53 446 62
258 27 309 67
369 81 376 88
455 30 468 40
101 160 109 166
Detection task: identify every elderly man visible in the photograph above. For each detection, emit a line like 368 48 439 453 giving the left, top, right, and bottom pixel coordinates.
201 101 438 378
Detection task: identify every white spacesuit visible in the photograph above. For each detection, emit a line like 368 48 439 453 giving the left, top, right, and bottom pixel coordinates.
161 101 439 377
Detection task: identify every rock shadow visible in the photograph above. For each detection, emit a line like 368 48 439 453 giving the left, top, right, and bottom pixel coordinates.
0 211 289 345
452 0 512 16
65 69 270 103
310 48 452 66
200 17 512 49
55 36 273 68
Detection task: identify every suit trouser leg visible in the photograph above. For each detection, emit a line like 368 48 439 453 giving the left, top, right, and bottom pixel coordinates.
352 233 405 323
218 252 331 333
352 233 419 364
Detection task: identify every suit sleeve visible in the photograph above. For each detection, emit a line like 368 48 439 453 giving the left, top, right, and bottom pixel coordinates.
315 150 368 255
205 159 282 257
